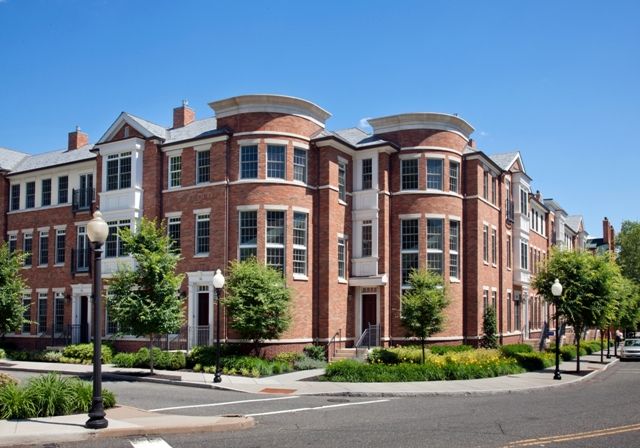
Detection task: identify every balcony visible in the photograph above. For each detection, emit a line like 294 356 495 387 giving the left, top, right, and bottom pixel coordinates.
71 248 91 274
72 187 94 212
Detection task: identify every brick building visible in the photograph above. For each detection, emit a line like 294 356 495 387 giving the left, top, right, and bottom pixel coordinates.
0 94 590 353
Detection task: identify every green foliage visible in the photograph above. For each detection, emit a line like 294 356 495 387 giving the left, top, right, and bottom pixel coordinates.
0 373 116 420
62 343 113 364
303 345 326 361
369 348 401 365
220 356 292 377
499 344 534 357
0 372 18 388
223 258 292 354
273 352 305 364
108 218 185 372
111 348 186 371
0 242 29 336
615 277 640 331
429 345 474 355
400 269 450 363
293 357 327 370
369 345 474 365
0 348 5 359
186 344 243 368
617 220 640 284
481 305 498 349
547 344 587 361
512 352 554 371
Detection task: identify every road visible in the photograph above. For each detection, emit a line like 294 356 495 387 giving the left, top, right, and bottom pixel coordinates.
7 361 640 447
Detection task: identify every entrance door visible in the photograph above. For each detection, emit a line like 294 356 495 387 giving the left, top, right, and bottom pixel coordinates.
361 294 377 328
80 296 89 343
197 291 210 345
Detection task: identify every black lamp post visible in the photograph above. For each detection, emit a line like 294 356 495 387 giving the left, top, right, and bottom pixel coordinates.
551 279 562 381
212 268 225 383
606 329 611 359
85 211 109 429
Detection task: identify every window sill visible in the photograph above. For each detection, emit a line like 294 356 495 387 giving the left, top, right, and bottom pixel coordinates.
54 263 64 267
37 265 48 268
193 253 210 258
293 274 308 281
338 199 347 206
483 261 489 266
492 263 497 268
449 277 461 283
22 266 32 269
338 278 348 284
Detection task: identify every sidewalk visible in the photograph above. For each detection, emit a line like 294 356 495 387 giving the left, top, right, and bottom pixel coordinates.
0 353 618 446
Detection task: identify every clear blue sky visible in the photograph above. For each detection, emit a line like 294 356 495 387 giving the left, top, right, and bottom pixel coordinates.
1 0 638 235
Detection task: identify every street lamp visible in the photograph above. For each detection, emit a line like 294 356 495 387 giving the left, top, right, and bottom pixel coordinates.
551 279 563 381
85 211 109 429
212 268 225 383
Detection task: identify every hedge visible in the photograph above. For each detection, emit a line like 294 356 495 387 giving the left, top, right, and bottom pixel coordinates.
112 348 186 370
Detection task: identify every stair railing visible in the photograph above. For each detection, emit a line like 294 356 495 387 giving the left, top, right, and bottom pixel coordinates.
326 328 342 361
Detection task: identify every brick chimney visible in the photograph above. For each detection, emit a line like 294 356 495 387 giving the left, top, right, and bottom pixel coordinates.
68 126 88 150
172 100 195 128
602 217 610 244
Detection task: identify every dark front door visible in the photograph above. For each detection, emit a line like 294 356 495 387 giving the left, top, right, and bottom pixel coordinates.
361 294 377 328
197 292 210 346
80 296 89 343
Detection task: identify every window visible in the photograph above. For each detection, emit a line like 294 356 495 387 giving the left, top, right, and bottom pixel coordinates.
427 218 443 274
338 237 346 279
23 233 33 266
8 234 17 253
26 182 35 208
38 292 47 333
514 296 521 330
267 145 286 179
506 235 512 269
427 159 443 190
507 292 512 332
169 155 182 188
54 292 64 334
167 217 181 251
449 161 459 193
58 176 68 204
491 290 497 309
55 229 65 264
293 212 307 276
41 179 52 206
266 211 285 272
491 177 497 205
10 184 20 211
401 159 419 190
196 214 210 255
450 221 459 279
491 228 497 265
401 219 419 286
520 187 528 216
338 160 347 202
483 171 489 200
520 239 529 270
238 211 257 260
240 146 258 179
361 158 372 190
482 225 489 263
293 148 307 183
22 294 31 333
106 220 130 258
197 150 210 184
39 231 48 266
76 226 89 272
106 152 132 191
361 220 373 257
483 290 489 312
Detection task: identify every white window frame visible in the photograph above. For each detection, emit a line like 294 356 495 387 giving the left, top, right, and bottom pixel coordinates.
169 154 182 188
426 159 443 190
195 213 210 256
293 147 307 183
338 236 346 280
267 144 286 179
38 230 49 266
449 220 460 279
238 210 258 261
401 158 419 190
427 218 443 274
196 149 211 184
265 210 286 272
106 152 132 191
293 212 308 278
240 145 259 179
338 159 347 202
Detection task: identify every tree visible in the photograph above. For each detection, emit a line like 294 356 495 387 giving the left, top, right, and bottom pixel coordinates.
107 219 185 374
0 243 28 338
481 305 498 349
532 249 617 372
400 269 450 364
223 258 292 356
615 276 640 334
617 220 640 284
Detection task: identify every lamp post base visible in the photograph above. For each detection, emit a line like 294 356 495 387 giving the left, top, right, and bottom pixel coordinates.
213 371 222 383
86 399 108 429
553 371 562 380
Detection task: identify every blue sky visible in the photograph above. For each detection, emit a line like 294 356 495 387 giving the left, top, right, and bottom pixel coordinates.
1 0 638 235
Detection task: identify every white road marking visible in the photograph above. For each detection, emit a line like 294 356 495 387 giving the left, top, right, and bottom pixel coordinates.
149 395 300 412
246 398 390 417
130 437 173 448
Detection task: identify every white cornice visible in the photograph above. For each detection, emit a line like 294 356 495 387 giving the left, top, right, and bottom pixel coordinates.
161 135 228 152
368 113 474 140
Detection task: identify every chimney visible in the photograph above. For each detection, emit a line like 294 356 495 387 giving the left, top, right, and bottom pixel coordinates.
172 100 195 128
68 126 88 150
468 138 476 148
535 190 541 201
602 217 609 244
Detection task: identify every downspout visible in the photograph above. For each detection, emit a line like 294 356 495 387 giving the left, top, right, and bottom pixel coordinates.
498 172 504 345
223 131 232 342
313 142 320 343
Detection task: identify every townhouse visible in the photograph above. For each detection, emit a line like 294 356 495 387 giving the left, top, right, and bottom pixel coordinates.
0 94 591 354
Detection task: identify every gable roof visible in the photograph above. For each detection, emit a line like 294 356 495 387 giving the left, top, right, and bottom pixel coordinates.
0 147 29 171
489 151 526 173
565 215 584 233
8 145 96 175
97 112 168 144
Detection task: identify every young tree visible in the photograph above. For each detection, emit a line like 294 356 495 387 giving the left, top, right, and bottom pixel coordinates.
533 249 617 372
617 220 640 284
481 305 498 349
401 269 450 364
615 277 640 335
223 258 292 356
107 219 185 374
0 243 28 337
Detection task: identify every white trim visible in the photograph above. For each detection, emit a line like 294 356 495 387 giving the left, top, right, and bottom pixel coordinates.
37 226 50 232
7 203 70 215
449 215 461 221
229 179 314 189
193 208 211 215
53 224 67 230
264 204 289 211
390 336 464 342
337 232 348 239
162 180 226 193
7 230 18 236
161 135 228 152
399 213 421 220
264 138 290 146
237 138 261 146
337 155 349 165
447 155 462 162
483 286 490 291
293 274 309 281
52 287 65 293
234 131 311 141
36 288 48 293
318 184 339 192
425 153 446 159
292 206 310 214
236 204 260 212
391 190 463 199
193 253 210 258
194 144 211 152
398 152 421 160
164 211 183 218
425 213 446 219
165 148 183 156
292 142 310 150
491 287 498 291
21 228 34 233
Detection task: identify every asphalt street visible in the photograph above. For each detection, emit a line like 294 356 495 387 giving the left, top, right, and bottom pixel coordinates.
8 362 640 448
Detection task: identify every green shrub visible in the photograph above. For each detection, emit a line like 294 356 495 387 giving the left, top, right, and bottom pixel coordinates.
112 352 137 368
7 350 29 361
0 372 18 388
0 348 6 359
62 343 112 364
303 345 326 361
500 344 534 357
0 383 37 419
273 352 305 364
368 348 400 365
112 348 186 370
429 345 474 355
26 373 73 417
582 340 605 355
294 357 327 370
513 352 554 371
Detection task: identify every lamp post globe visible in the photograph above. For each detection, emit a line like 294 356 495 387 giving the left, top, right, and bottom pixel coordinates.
551 279 562 381
213 269 225 383
86 211 109 429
